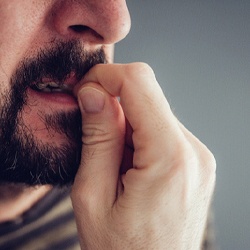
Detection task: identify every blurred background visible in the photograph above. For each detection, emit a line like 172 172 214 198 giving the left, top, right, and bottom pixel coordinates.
115 1 250 249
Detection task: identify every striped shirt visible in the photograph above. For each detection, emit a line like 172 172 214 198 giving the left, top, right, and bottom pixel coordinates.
0 188 217 250
0 188 80 250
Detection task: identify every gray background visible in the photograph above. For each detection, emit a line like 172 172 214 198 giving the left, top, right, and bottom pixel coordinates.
115 1 250 250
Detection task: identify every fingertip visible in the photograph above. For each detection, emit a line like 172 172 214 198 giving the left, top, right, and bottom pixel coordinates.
78 87 105 114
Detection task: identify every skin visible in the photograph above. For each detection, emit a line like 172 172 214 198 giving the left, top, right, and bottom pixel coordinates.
0 0 130 219
0 0 216 249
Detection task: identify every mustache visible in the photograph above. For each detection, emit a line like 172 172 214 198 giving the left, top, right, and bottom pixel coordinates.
11 40 106 91
0 40 107 185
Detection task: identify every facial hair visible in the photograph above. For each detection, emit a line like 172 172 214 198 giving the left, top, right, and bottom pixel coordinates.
0 40 106 186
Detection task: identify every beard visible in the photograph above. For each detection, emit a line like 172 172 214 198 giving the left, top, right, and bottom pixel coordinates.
0 40 106 186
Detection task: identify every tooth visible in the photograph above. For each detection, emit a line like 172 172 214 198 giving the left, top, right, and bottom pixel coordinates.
47 82 60 87
42 88 52 93
33 81 74 94
36 82 48 89
35 81 60 89
61 84 73 91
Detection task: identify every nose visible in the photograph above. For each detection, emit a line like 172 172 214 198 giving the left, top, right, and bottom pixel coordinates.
51 0 131 45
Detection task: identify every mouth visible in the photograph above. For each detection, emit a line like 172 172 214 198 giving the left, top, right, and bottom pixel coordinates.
30 81 74 95
28 73 80 107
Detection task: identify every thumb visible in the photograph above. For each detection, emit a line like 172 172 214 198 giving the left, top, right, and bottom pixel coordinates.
71 82 126 211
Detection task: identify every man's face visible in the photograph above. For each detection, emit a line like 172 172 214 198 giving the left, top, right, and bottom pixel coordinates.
0 0 130 186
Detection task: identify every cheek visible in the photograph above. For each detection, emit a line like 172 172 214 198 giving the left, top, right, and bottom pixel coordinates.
0 70 12 108
19 92 70 145
20 103 68 145
0 8 29 62
0 2 50 80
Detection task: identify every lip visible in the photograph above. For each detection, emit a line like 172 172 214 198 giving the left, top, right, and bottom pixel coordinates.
27 87 78 107
28 72 80 107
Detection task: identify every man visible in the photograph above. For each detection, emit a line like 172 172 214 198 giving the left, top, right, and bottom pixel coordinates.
0 1 216 249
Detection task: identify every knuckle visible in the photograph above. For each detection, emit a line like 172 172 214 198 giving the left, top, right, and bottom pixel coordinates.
188 138 216 192
71 184 96 214
201 148 216 184
173 138 197 166
71 182 87 207
82 124 109 145
181 130 217 188
124 62 155 80
204 148 216 170
161 140 197 183
169 141 216 202
82 122 124 149
169 139 216 183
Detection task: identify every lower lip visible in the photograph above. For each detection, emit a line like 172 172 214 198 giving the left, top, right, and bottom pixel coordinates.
27 88 78 107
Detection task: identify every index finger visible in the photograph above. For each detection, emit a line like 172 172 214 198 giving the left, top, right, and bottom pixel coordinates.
79 63 186 168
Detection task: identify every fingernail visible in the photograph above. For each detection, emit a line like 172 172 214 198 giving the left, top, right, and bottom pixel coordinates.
78 87 105 113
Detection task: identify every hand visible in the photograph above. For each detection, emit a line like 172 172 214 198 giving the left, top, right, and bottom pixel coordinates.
71 63 216 249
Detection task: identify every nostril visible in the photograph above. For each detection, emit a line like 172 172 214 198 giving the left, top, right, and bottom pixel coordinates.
70 25 90 33
69 25 103 41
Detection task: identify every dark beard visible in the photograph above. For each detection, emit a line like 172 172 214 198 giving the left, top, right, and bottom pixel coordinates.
0 40 106 186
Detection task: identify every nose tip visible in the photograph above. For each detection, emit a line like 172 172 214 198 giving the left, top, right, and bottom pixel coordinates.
52 1 131 45
100 4 131 44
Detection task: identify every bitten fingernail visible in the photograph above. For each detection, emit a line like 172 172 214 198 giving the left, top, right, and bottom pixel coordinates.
78 87 105 114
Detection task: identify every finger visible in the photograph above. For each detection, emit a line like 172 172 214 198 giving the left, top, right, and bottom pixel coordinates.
81 63 185 170
178 121 216 190
71 82 126 211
